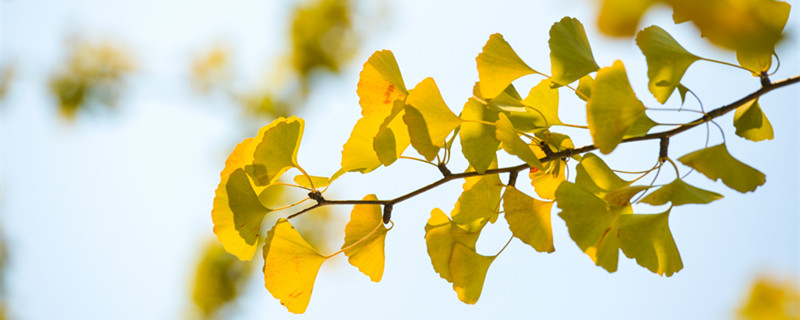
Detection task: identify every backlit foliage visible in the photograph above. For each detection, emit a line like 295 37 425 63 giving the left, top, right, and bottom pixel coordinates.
191 242 253 318
210 0 797 313
737 276 800 320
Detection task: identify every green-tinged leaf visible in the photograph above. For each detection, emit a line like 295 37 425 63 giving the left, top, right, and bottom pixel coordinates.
263 219 327 314
460 98 501 174
737 50 773 76
450 243 496 304
549 17 600 86
636 26 701 104
373 100 411 165
677 84 690 105
521 79 561 126
404 78 462 161
617 210 683 276
251 116 304 186
623 113 658 139
734 99 774 141
678 144 765 193
586 60 646 154
575 153 631 197
605 185 650 207
640 178 723 206
503 187 555 253
451 169 503 232
477 33 537 99
342 194 389 282
293 175 330 189
596 0 656 36
556 182 626 272
495 113 544 170
576 75 593 101
192 242 253 316
213 138 271 261
342 51 409 173
425 209 481 282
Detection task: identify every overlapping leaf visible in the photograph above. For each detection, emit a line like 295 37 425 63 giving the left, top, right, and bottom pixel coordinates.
503 186 555 253
404 78 462 160
450 243 496 304
251 116 304 186
451 166 503 232
586 61 647 154
678 144 765 193
636 26 701 104
460 98 501 174
529 132 573 200
293 175 330 189
342 194 389 282
575 75 593 101
640 178 723 206
549 17 600 86
477 33 538 99
734 98 774 141
495 113 544 170
262 218 327 314
605 185 650 207
341 50 409 173
575 153 631 197
617 210 683 276
521 79 561 127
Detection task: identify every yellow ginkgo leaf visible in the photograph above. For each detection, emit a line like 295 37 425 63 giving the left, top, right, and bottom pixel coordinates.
424 208 481 282
617 210 683 277
451 168 503 232
476 33 538 99
586 60 646 154
342 194 389 282
549 17 600 86
213 138 271 261
622 113 658 139
292 175 330 190
450 243 496 305
529 162 565 200
341 50 409 173
596 0 656 37
404 78 461 161
734 98 774 142
604 185 650 207
639 178 723 206
575 74 593 101
373 100 411 165
460 98 501 174
251 116 304 186
575 153 631 197
521 79 561 127
263 218 327 314
678 144 765 193
495 113 544 170
635 26 701 104
503 187 555 253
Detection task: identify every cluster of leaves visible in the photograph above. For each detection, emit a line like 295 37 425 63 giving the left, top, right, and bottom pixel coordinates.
210 0 795 314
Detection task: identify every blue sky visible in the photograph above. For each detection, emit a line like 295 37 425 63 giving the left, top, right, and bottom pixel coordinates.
1 0 798 319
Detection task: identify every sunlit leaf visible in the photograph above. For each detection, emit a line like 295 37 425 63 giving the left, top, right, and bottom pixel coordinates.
476 33 537 99
605 185 650 207
586 60 646 154
549 17 600 86
373 100 410 165
575 153 631 197
342 194 389 282
404 78 461 160
737 50 773 76
460 98 501 174
251 116 304 186
425 208 480 282
342 50 409 173
293 175 330 189
734 98 774 141
622 113 658 139
576 75 593 101
263 219 327 314
450 243 496 304
452 169 503 232
636 26 701 104
213 139 271 261
639 178 723 206
617 210 683 276
521 79 561 126
495 113 544 170
530 162 566 200
596 0 656 36
503 186 555 253
678 144 765 193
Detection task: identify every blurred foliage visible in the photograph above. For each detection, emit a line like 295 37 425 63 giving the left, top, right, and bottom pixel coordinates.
0 65 13 101
290 0 357 84
48 39 136 119
190 45 233 94
738 275 800 320
0 228 7 320
191 241 253 319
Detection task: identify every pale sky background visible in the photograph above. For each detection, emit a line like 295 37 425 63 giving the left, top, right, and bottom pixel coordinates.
1 0 798 319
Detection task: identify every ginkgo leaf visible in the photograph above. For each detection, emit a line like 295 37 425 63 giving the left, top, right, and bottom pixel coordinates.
677 84 690 105
575 153 630 197
495 113 544 170
734 98 774 141
404 78 462 161
342 194 389 282
373 100 411 165
530 162 566 200
450 243 496 304
575 75 593 101
617 210 683 277
622 113 658 139
737 50 773 76
549 17 600 86
636 26 701 104
605 185 650 207
586 60 646 154
451 169 503 232
293 175 330 190
341 50 409 173
213 138 271 261
521 79 561 126
639 178 723 206
503 187 555 253
596 0 656 36
425 208 481 282
678 144 765 193
262 218 327 314
251 116 304 186
460 98 501 174
477 33 538 99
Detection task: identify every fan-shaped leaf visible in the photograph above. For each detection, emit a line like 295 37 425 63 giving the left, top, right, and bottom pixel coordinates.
636 26 701 104
576 75 593 101
503 187 555 253
460 98 501 174
586 61 646 154
451 169 503 232
678 144 765 193
292 175 330 190
521 79 561 126
549 17 600 86
640 178 723 206
575 153 631 197
404 78 461 161
495 113 544 170
425 209 481 282
450 243 496 304
477 33 537 99
605 185 650 207
251 116 304 186
617 210 683 277
734 98 774 141
342 194 389 282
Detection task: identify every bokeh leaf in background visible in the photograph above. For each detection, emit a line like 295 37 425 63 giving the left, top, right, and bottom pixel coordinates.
191 242 253 318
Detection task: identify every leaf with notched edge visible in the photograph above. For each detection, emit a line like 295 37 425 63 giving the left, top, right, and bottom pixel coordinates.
678 144 765 193
251 116 304 186
404 78 461 161
586 61 646 154
549 17 600 86
477 33 538 99
342 194 389 282
503 186 555 253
